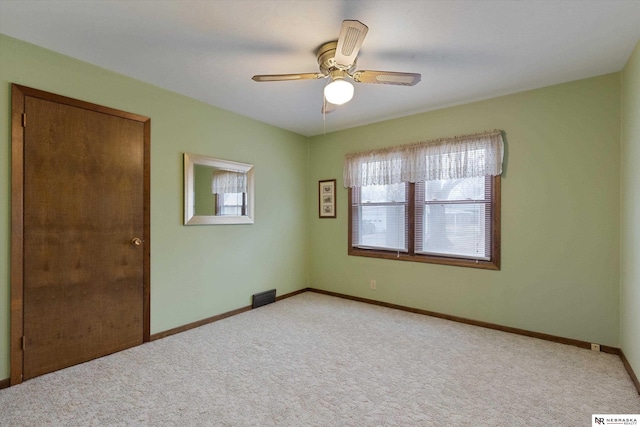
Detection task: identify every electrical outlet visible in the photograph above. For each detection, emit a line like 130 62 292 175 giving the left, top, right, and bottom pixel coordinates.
591 343 600 352
370 279 376 290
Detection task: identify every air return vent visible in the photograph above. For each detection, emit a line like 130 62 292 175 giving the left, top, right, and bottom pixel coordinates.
252 289 276 309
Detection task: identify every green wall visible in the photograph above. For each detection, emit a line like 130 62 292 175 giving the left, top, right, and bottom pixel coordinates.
0 34 309 380
621 40 640 380
308 73 621 347
194 164 216 216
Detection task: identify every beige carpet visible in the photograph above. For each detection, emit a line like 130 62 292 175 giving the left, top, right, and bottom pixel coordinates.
0 292 638 426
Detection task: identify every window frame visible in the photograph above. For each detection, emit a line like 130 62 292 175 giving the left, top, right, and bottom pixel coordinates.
351 182 410 252
348 175 501 270
215 192 247 217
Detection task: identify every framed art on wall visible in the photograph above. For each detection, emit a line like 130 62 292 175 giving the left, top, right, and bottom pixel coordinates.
319 179 336 218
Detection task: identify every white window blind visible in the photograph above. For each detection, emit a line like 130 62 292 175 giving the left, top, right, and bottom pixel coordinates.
416 176 492 260
352 183 408 251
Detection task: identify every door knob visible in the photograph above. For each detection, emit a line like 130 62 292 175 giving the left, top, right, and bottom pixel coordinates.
131 238 143 246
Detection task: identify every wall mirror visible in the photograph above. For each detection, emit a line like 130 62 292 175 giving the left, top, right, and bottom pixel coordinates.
184 153 255 225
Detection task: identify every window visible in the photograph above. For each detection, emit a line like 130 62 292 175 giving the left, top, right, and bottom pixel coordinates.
416 176 492 260
346 130 503 269
216 192 247 216
352 183 408 251
212 169 247 217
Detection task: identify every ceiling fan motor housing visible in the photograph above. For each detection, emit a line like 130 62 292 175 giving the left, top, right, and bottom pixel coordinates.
317 41 356 75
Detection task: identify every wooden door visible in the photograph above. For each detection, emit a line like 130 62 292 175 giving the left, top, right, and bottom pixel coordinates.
11 85 150 383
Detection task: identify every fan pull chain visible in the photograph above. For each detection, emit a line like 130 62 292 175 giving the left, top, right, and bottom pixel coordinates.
323 98 326 135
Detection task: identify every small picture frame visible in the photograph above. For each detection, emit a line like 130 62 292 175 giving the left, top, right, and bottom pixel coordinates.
319 179 336 218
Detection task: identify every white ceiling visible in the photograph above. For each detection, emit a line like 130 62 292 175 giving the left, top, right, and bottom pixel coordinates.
1 0 639 137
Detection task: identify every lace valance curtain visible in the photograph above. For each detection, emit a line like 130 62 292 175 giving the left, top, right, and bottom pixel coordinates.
343 130 504 188
212 169 247 194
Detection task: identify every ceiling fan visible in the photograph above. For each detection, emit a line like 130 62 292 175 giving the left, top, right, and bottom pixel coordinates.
252 20 421 113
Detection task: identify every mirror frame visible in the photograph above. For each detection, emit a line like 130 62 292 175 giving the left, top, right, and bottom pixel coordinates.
184 153 255 225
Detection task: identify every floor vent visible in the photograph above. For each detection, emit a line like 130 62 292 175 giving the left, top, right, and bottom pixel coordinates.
252 289 276 309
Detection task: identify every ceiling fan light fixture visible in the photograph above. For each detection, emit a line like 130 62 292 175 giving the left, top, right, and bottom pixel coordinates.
324 78 354 105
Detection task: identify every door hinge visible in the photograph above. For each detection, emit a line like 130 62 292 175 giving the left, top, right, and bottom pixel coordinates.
21 336 26 350
22 113 26 128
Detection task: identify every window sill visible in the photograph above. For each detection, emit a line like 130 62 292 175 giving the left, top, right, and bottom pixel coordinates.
348 247 500 270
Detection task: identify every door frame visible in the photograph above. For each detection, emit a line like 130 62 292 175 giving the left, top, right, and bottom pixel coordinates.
10 84 151 385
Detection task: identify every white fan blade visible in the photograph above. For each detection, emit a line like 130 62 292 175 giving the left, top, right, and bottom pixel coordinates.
334 20 369 69
252 73 325 82
352 70 421 86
